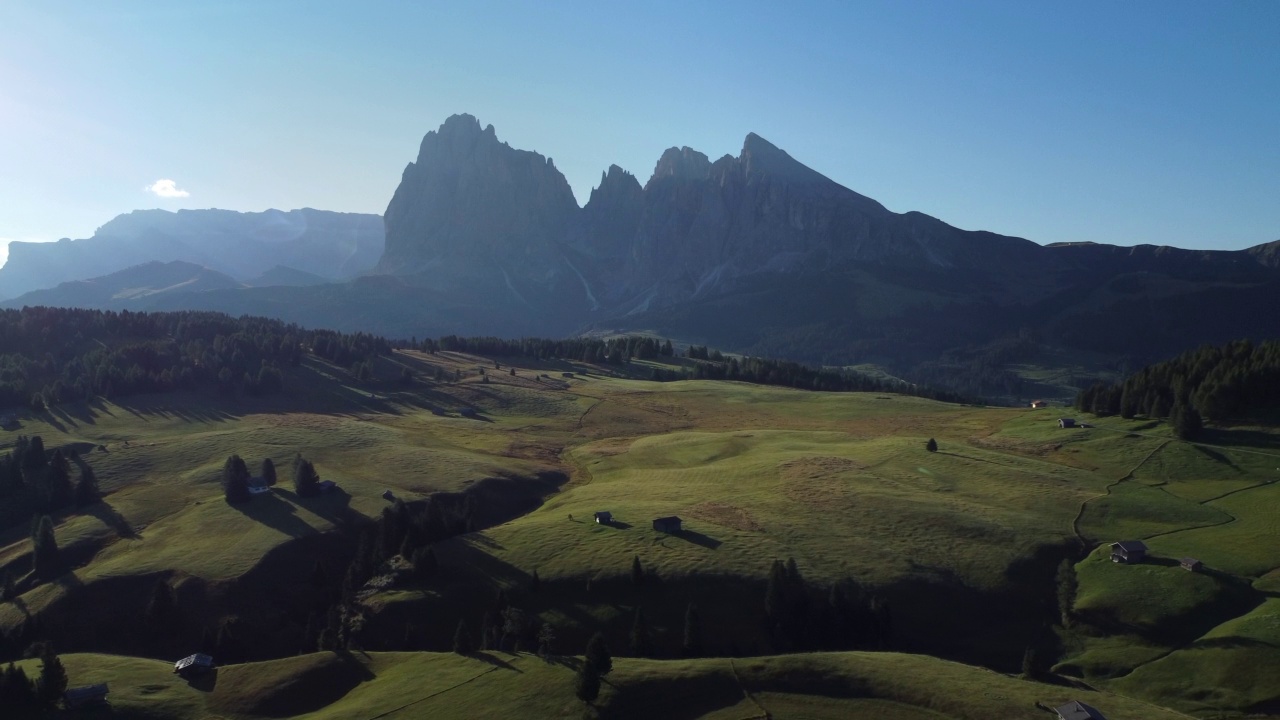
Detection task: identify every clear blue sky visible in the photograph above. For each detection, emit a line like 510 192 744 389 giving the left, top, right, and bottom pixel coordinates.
2 0 1278 266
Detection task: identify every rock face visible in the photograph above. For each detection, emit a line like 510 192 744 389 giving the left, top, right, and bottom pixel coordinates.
378 118 1054 314
0 208 383 300
378 114 579 283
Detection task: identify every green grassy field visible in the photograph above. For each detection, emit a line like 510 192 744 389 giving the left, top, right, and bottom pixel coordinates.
1 349 1277 717
16 650 1193 720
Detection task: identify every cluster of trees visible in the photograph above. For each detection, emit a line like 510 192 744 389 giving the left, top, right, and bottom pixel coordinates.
305 492 479 654
1075 339 1280 438
0 436 99 530
407 335 675 365
686 354 968 403
0 645 66 715
0 307 395 410
764 558 892 653
221 454 318 504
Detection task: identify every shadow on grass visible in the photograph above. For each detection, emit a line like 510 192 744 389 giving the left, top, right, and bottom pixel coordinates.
186 668 218 692
1193 444 1239 469
84 499 137 539
603 521 632 530
273 487 364 528
227 491 324 538
469 651 523 673
672 529 721 549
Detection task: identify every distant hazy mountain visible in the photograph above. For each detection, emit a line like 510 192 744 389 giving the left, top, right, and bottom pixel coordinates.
1 261 245 309
10 115 1279 398
0 208 382 300
246 265 332 288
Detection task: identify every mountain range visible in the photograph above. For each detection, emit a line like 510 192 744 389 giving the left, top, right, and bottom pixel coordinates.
5 114 1278 398
0 207 383 301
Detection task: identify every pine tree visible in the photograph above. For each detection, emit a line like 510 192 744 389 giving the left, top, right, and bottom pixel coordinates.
584 632 612 675
453 620 474 654
574 656 601 704
529 568 540 593
1021 646 1038 679
222 454 251 503
631 555 644 587
630 607 652 657
261 458 277 487
537 623 556 658
926 438 938 453
1056 559 1077 627
73 464 99 507
294 457 320 497
1171 401 1204 441
45 450 73 509
147 579 176 621
35 644 67 708
1 571 14 602
682 603 703 657
31 515 60 579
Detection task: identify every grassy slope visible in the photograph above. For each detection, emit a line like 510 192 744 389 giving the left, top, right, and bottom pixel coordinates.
22 650 1190 720
2 351 1277 717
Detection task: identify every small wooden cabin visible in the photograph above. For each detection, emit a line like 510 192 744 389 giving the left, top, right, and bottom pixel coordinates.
1059 418 1077 428
173 653 214 677
247 477 270 495
1030 400 1048 408
1110 540 1148 564
594 511 613 524
653 516 682 533
317 480 338 494
63 683 109 709
1180 557 1203 572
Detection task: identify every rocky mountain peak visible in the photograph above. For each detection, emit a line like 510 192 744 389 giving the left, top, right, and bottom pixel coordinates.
648 147 712 186
378 115 579 277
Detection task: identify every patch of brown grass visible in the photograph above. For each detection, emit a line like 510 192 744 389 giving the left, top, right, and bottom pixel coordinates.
686 501 765 532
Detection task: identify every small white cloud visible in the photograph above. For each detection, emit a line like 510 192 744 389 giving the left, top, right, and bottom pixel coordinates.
145 178 190 198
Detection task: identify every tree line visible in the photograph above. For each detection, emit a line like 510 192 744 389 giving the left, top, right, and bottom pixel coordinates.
1075 338 1280 438
0 306 389 410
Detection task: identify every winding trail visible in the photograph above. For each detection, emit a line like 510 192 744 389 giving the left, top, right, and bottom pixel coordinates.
1071 439 1170 546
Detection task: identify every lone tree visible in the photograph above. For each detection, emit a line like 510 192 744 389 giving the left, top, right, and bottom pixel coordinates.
261 458 277 487
926 438 938 453
222 455 251 503
574 656 601 704
294 455 320 497
31 515 60 578
584 632 612 675
631 555 644 587
452 620 474 655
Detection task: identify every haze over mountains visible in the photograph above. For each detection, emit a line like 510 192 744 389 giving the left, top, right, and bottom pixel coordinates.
0 208 383 300
5 114 1279 397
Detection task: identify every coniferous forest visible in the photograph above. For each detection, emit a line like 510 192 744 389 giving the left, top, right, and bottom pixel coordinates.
1075 339 1280 433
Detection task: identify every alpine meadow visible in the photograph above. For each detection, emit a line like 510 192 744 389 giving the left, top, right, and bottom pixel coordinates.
2 3 1279 719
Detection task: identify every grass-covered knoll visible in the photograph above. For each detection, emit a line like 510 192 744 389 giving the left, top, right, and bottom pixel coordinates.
22 650 1190 720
